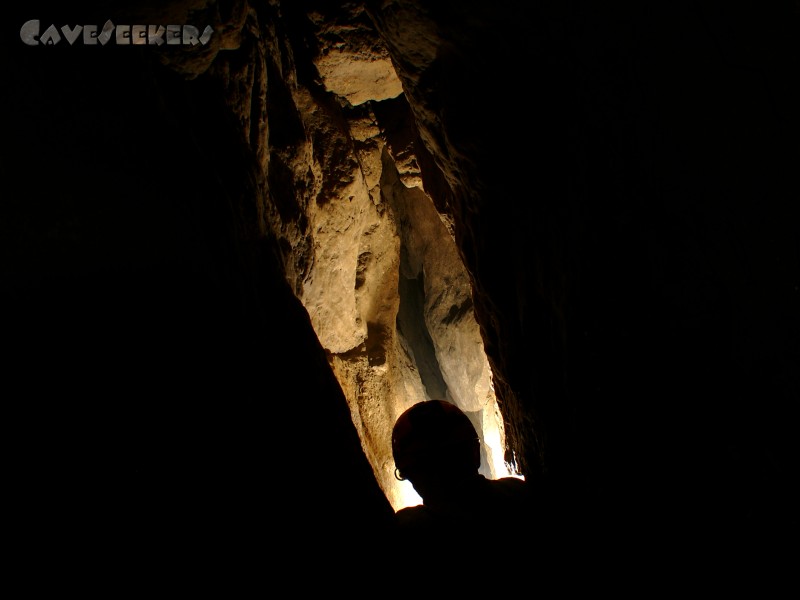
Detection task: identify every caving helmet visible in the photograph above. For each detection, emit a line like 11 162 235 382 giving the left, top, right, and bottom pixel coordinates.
391 400 480 482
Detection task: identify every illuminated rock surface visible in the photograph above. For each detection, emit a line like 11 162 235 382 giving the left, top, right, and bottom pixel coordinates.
5 0 798 586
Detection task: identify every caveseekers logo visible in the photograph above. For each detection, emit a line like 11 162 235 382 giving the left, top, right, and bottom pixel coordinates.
20 19 214 46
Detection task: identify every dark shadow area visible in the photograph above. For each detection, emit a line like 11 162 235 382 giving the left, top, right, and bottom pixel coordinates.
4 0 798 586
396 262 449 401
3 5 394 589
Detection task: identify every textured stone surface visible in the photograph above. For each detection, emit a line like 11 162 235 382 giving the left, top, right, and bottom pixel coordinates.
178 0 518 509
7 0 799 579
307 1 403 105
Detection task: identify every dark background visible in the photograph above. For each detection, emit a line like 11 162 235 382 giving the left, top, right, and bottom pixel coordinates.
3 0 798 585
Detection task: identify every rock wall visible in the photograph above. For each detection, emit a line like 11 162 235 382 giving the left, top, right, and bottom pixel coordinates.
213 1 517 509
5 0 799 583
367 0 800 546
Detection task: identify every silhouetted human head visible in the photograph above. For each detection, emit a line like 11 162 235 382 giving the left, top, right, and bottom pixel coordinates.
391 400 480 501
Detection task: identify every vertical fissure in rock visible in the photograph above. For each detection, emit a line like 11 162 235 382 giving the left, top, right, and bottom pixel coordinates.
396 259 449 402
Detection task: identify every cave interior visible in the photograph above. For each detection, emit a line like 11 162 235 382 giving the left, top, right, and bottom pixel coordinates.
4 0 799 586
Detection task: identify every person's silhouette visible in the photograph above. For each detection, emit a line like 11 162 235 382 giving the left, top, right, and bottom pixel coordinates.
390 399 537 565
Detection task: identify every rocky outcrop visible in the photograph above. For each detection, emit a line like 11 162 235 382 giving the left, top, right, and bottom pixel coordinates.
6 0 798 581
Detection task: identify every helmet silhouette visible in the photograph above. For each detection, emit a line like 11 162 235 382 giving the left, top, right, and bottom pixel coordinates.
391 400 480 482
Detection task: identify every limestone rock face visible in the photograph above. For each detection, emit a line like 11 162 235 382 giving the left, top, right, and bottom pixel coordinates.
270 78 512 507
308 2 404 106
9 0 798 573
80 0 798 543
316 53 403 106
145 0 517 509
